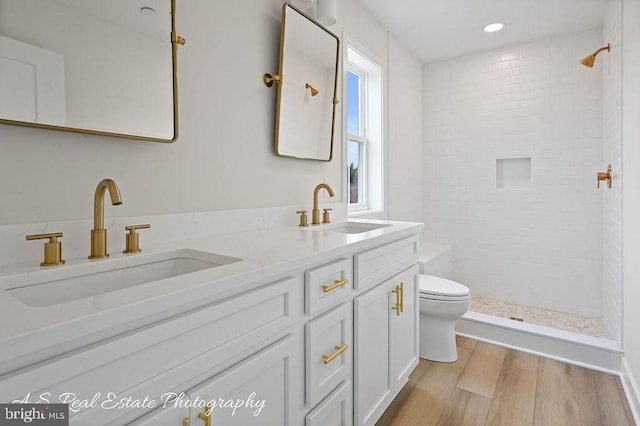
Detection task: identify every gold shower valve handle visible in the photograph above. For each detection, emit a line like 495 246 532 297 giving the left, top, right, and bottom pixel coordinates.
26 232 65 266
123 224 150 254
297 210 309 227
597 164 613 189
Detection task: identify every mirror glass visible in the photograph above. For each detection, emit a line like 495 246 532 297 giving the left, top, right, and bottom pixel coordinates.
274 4 340 161
0 0 178 142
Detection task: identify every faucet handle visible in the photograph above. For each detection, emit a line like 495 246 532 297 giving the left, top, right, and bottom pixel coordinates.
296 210 309 227
123 224 150 254
26 232 65 266
322 208 333 224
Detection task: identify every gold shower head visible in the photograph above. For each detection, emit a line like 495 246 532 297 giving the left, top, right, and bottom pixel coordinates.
305 83 319 96
580 43 610 67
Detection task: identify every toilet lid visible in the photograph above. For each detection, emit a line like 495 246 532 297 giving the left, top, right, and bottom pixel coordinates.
419 275 470 298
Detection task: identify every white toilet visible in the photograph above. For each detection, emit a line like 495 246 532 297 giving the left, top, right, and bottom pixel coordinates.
419 274 471 362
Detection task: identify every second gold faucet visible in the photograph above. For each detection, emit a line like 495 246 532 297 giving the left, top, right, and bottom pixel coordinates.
90 178 122 259
312 183 334 225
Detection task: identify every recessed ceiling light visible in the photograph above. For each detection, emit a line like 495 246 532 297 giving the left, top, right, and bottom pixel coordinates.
484 22 504 33
140 6 156 15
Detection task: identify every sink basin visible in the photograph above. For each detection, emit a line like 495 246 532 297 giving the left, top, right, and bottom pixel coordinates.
326 222 392 234
3 249 241 307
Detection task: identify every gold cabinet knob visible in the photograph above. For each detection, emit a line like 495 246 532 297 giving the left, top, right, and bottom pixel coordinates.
123 224 150 254
322 208 333 224
26 232 65 266
296 210 309 227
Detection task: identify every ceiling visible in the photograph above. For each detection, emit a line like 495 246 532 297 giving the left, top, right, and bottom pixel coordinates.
58 0 170 40
355 0 609 63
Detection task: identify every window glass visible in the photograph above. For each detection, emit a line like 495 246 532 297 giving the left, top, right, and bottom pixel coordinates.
347 71 360 136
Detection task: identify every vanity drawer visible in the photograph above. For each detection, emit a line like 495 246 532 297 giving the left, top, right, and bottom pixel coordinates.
305 302 352 408
306 380 352 426
305 257 352 315
0 276 300 423
354 236 418 290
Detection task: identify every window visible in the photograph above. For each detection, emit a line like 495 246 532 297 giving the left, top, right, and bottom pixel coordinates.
347 68 365 205
345 44 384 214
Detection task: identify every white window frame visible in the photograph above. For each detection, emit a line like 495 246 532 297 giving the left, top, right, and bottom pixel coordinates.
347 64 368 210
344 40 385 216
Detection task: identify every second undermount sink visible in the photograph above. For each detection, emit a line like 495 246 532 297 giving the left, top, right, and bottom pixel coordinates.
325 222 392 234
3 249 242 307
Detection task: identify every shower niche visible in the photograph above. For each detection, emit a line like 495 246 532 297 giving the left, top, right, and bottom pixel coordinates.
496 157 532 190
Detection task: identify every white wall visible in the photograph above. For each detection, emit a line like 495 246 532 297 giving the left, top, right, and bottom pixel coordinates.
387 34 423 222
622 0 640 417
602 0 623 342
0 0 405 227
422 30 604 317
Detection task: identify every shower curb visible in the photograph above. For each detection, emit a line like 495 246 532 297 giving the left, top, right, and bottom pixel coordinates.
456 311 622 374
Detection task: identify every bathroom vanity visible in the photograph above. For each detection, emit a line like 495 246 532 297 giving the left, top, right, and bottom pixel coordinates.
0 219 421 425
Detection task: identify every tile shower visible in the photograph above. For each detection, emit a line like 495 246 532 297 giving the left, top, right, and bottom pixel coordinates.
421 1 622 342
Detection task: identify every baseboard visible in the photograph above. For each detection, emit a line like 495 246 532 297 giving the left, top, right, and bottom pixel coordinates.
621 357 640 425
457 311 622 374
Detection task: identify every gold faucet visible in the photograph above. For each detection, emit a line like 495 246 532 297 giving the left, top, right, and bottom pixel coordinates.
312 183 334 225
89 178 122 259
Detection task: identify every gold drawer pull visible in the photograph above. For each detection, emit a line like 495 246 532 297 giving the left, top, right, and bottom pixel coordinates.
197 403 212 426
323 278 349 293
399 282 404 313
323 344 349 364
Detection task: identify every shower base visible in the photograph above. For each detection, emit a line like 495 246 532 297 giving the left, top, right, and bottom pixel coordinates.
470 296 607 338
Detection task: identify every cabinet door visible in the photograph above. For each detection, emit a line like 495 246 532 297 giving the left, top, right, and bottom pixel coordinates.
354 279 395 426
391 265 419 391
186 334 302 426
305 380 352 426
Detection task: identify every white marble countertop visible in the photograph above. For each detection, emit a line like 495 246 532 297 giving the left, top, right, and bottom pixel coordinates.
0 218 422 372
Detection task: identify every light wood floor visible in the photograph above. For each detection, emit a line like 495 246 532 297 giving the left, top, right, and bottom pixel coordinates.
377 336 635 426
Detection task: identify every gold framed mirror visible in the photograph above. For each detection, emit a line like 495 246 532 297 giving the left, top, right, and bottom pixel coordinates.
0 0 184 142
266 3 340 161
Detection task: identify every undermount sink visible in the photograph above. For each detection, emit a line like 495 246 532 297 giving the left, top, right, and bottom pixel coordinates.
325 222 392 234
3 249 241 307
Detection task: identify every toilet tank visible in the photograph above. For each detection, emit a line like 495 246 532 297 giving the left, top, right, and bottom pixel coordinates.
418 243 453 279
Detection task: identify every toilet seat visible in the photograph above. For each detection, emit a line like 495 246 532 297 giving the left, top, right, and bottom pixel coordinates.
419 275 470 301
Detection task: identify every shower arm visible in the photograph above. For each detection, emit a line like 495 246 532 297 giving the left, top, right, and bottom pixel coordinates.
592 44 611 57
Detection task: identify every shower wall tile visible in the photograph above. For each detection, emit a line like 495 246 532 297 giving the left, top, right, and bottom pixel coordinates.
422 29 604 317
602 0 623 342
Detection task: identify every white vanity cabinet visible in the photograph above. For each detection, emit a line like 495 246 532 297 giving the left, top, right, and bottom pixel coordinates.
0 222 422 426
353 236 419 426
0 275 303 425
